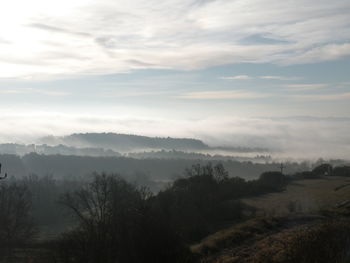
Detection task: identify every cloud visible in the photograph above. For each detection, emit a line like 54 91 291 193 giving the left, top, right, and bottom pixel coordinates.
283 43 350 65
100 89 171 98
29 23 91 37
178 90 271 99
0 88 69 96
0 0 349 79
293 92 350 101
0 38 11 45
221 75 302 81
260 76 301 81
284 84 328 90
239 34 292 45
220 75 252 80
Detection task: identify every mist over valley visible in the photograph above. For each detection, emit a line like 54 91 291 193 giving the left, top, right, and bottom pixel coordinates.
0 0 350 262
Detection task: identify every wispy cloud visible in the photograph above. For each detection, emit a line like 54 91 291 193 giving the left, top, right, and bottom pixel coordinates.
28 23 91 37
283 84 328 90
178 90 271 99
0 38 11 45
293 92 350 101
260 76 301 81
100 89 171 98
0 88 69 96
220 75 252 80
283 43 350 65
221 75 301 81
0 0 349 79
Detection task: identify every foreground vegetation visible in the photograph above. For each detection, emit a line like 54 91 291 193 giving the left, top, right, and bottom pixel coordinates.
194 216 350 263
0 162 349 262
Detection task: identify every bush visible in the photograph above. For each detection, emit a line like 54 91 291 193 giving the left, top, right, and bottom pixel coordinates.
258 171 286 192
312 163 333 176
293 171 320 179
333 166 350 177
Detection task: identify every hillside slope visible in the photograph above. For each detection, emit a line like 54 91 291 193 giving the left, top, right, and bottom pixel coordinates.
40 133 209 152
242 176 350 216
193 176 350 263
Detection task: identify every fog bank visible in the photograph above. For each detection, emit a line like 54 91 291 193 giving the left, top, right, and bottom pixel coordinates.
0 114 349 160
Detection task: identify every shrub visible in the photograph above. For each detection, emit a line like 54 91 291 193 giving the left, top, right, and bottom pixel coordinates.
333 166 350 177
258 171 286 192
312 163 333 176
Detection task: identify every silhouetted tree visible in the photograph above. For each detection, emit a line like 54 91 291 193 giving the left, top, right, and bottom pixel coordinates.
154 163 246 242
258 171 286 192
0 183 35 259
333 166 350 177
58 173 191 263
312 163 333 176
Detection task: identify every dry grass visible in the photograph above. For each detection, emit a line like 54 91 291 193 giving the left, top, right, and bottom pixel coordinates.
191 217 282 255
242 176 350 216
197 219 350 263
192 215 325 257
194 176 350 263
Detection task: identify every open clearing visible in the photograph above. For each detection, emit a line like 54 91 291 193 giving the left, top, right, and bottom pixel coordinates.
194 176 350 263
242 176 350 215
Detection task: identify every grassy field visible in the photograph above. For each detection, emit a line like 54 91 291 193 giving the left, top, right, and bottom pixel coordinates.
193 176 350 263
242 176 350 216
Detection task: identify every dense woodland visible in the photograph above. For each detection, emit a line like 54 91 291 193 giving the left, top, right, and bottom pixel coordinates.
0 153 317 188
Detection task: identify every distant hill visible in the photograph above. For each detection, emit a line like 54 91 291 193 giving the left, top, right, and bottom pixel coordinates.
39 133 210 152
0 143 121 157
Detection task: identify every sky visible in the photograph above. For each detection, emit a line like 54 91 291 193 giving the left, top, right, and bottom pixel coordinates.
0 0 350 158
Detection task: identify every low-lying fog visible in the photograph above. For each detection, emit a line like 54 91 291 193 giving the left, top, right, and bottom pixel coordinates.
0 114 349 160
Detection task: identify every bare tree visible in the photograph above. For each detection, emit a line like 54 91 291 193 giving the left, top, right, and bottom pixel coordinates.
0 163 7 180
0 183 35 259
59 173 190 263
